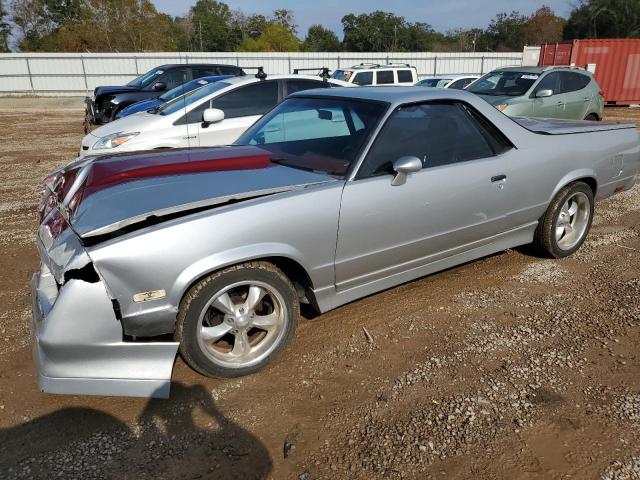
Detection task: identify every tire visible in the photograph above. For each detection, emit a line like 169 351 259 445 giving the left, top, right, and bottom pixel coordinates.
584 113 599 121
176 261 299 378
533 181 594 258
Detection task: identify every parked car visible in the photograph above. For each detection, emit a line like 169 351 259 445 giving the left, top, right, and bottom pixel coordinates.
33 87 639 398
331 63 418 86
468 66 604 120
83 64 245 131
79 74 351 158
114 75 234 120
415 75 479 89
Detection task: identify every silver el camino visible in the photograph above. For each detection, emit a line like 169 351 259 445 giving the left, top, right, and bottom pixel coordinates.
33 87 640 398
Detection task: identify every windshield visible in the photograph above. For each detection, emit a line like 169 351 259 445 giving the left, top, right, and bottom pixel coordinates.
468 71 539 96
126 68 165 88
331 70 353 82
235 97 387 177
157 81 232 115
417 78 452 88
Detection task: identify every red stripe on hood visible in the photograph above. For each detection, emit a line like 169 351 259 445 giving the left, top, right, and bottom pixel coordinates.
83 146 273 192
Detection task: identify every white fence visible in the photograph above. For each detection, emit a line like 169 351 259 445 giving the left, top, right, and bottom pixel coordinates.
0 51 524 96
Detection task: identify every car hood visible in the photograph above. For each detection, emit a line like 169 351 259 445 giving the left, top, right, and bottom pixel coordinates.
117 98 163 118
54 146 336 239
89 111 161 139
94 85 141 97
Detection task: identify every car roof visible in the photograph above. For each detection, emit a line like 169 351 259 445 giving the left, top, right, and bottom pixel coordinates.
492 66 591 75
289 85 477 104
222 74 349 85
156 64 243 69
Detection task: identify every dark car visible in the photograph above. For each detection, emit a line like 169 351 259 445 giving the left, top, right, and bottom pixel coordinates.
113 75 234 120
84 64 245 132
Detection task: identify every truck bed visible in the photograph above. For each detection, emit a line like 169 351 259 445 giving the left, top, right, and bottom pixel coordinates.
513 116 637 135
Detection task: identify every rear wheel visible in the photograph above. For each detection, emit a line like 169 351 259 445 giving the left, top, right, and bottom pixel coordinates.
176 262 299 378
584 113 599 121
533 181 594 258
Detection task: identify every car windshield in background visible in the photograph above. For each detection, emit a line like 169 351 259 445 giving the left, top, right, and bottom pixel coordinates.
331 70 353 82
235 97 387 177
418 78 452 87
126 68 164 88
468 71 539 96
157 81 232 115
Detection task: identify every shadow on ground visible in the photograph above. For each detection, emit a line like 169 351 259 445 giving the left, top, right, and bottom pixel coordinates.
0 382 272 480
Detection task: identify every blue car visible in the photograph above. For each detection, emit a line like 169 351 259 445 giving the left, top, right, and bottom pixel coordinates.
114 75 234 119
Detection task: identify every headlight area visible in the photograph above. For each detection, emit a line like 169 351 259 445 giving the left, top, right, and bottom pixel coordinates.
93 132 139 150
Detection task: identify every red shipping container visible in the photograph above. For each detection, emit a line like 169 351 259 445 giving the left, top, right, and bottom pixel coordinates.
538 39 640 105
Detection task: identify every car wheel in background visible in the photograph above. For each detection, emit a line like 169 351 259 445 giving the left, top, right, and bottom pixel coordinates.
176 261 299 378
533 181 594 258
584 113 599 121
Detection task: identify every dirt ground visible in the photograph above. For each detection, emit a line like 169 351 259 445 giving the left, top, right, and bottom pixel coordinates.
0 104 639 480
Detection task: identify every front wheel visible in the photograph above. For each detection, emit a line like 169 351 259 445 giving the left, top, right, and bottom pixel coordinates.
176 261 299 378
584 113 600 121
533 181 594 258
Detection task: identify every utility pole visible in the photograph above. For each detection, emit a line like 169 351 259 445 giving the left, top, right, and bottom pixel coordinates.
199 21 203 51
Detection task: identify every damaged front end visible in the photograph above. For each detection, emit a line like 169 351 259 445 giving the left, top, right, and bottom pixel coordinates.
32 207 178 398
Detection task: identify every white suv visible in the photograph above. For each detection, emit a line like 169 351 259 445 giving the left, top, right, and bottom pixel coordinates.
330 63 418 86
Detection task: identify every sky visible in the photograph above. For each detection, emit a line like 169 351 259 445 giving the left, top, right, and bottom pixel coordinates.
151 0 575 38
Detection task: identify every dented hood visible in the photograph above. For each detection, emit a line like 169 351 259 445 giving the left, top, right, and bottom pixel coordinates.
56 146 335 239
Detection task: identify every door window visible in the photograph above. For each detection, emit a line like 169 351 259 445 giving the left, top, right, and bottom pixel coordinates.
397 70 414 83
561 72 591 93
358 102 499 178
448 78 474 90
157 68 188 90
353 72 373 85
376 70 395 85
533 72 561 96
211 81 279 119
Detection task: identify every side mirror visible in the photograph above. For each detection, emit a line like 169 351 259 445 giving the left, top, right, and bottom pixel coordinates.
202 108 224 125
152 81 166 92
535 89 553 98
391 156 422 186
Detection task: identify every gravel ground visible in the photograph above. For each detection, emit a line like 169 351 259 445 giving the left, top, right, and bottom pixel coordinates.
0 105 638 479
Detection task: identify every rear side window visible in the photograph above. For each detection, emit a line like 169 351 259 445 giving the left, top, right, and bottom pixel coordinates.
561 72 591 93
286 79 329 95
353 72 373 85
218 66 243 75
376 70 394 85
358 102 507 178
397 70 414 83
212 81 279 119
192 67 218 78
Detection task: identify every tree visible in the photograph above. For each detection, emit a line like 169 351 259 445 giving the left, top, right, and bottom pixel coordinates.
341 11 406 51
486 11 528 51
184 0 239 51
272 8 297 36
230 10 269 40
12 0 83 50
564 0 640 39
523 5 565 45
302 24 340 51
238 23 300 52
0 1 10 52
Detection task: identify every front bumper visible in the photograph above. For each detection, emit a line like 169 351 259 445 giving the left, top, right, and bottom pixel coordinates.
31 264 179 398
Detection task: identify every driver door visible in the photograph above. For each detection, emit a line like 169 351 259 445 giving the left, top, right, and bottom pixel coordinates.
334 101 512 291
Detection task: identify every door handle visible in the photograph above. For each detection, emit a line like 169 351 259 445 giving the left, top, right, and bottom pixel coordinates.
491 174 507 183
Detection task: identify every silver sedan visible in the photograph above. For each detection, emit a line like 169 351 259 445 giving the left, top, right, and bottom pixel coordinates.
32 87 640 397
